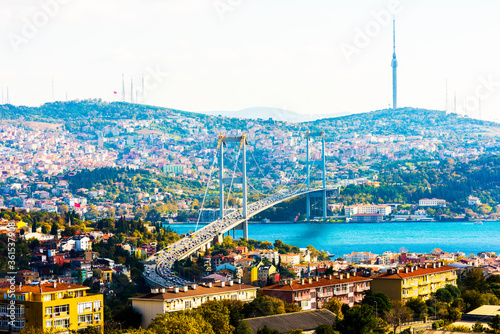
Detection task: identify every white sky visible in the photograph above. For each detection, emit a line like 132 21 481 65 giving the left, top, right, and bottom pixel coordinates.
1 0 500 121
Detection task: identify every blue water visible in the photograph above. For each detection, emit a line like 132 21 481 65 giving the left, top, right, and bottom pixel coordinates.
165 222 500 257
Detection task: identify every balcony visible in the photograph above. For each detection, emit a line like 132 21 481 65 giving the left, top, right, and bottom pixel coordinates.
334 290 349 296
295 294 310 301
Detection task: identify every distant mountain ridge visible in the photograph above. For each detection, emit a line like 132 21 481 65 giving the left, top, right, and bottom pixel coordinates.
198 107 352 122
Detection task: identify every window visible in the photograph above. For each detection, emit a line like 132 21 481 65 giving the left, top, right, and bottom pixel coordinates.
93 300 101 310
54 318 69 328
75 290 83 297
46 320 52 328
58 292 63 299
78 314 92 324
18 294 25 301
45 307 52 315
43 294 53 302
54 305 69 314
94 313 101 322
78 302 93 314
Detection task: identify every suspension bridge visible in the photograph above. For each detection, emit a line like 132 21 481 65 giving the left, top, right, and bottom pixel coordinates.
144 131 340 288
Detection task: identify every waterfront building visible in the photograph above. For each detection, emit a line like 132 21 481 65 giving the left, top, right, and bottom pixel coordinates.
371 262 458 302
351 213 383 223
418 198 446 207
343 251 378 264
262 274 371 309
279 253 301 266
131 281 258 328
0 282 103 333
344 204 392 217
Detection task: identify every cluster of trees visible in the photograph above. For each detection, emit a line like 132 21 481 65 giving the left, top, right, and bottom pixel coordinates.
339 155 500 219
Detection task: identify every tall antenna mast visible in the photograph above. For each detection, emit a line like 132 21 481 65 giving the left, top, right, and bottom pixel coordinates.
130 77 134 103
122 74 126 102
391 16 398 109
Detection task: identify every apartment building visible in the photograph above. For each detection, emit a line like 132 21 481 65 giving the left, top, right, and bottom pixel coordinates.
131 281 258 328
371 263 458 302
262 274 371 310
344 204 392 217
418 198 446 207
0 282 103 333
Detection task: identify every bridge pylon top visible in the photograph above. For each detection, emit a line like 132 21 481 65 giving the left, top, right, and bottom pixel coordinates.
305 130 325 138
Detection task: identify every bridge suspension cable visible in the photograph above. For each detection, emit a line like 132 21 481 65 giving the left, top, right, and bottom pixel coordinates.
194 150 218 232
224 145 242 210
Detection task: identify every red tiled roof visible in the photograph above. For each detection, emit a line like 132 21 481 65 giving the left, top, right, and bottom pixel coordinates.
373 265 456 279
262 276 371 291
0 282 89 294
131 283 257 301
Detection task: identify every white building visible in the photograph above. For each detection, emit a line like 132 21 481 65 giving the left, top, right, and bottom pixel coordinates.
343 251 378 264
344 204 392 216
468 196 481 206
418 198 446 207
131 282 258 328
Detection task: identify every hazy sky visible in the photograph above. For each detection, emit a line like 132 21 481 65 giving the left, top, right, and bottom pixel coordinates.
1 0 500 121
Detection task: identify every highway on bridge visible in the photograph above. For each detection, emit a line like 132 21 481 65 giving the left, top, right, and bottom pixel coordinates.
143 186 337 288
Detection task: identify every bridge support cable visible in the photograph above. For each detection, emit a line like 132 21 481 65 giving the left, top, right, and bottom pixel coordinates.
224 145 242 212
305 130 327 222
194 151 218 233
248 148 275 191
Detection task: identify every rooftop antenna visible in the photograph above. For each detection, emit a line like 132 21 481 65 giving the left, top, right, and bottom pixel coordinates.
122 74 126 102
391 16 398 109
130 77 134 103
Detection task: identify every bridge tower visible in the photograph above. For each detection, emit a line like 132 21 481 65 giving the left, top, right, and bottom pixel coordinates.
306 131 327 222
217 134 249 239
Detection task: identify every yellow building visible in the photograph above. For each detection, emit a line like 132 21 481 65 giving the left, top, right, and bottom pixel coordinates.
242 261 263 284
95 268 113 283
257 265 276 282
0 281 103 333
371 263 458 302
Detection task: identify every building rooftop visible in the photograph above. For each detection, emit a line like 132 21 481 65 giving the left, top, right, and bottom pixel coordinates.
131 283 257 301
246 309 336 334
262 275 371 291
0 282 89 294
373 265 456 279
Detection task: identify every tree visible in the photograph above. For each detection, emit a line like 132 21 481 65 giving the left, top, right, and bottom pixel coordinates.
336 304 378 334
361 291 392 316
113 305 143 329
405 298 428 321
50 222 58 236
435 288 453 303
322 298 343 319
285 330 303 334
243 295 286 318
463 267 487 292
235 320 253 334
384 300 413 334
148 311 214 334
314 324 338 334
488 314 500 331
197 300 234 334
257 325 280 334
471 321 486 332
